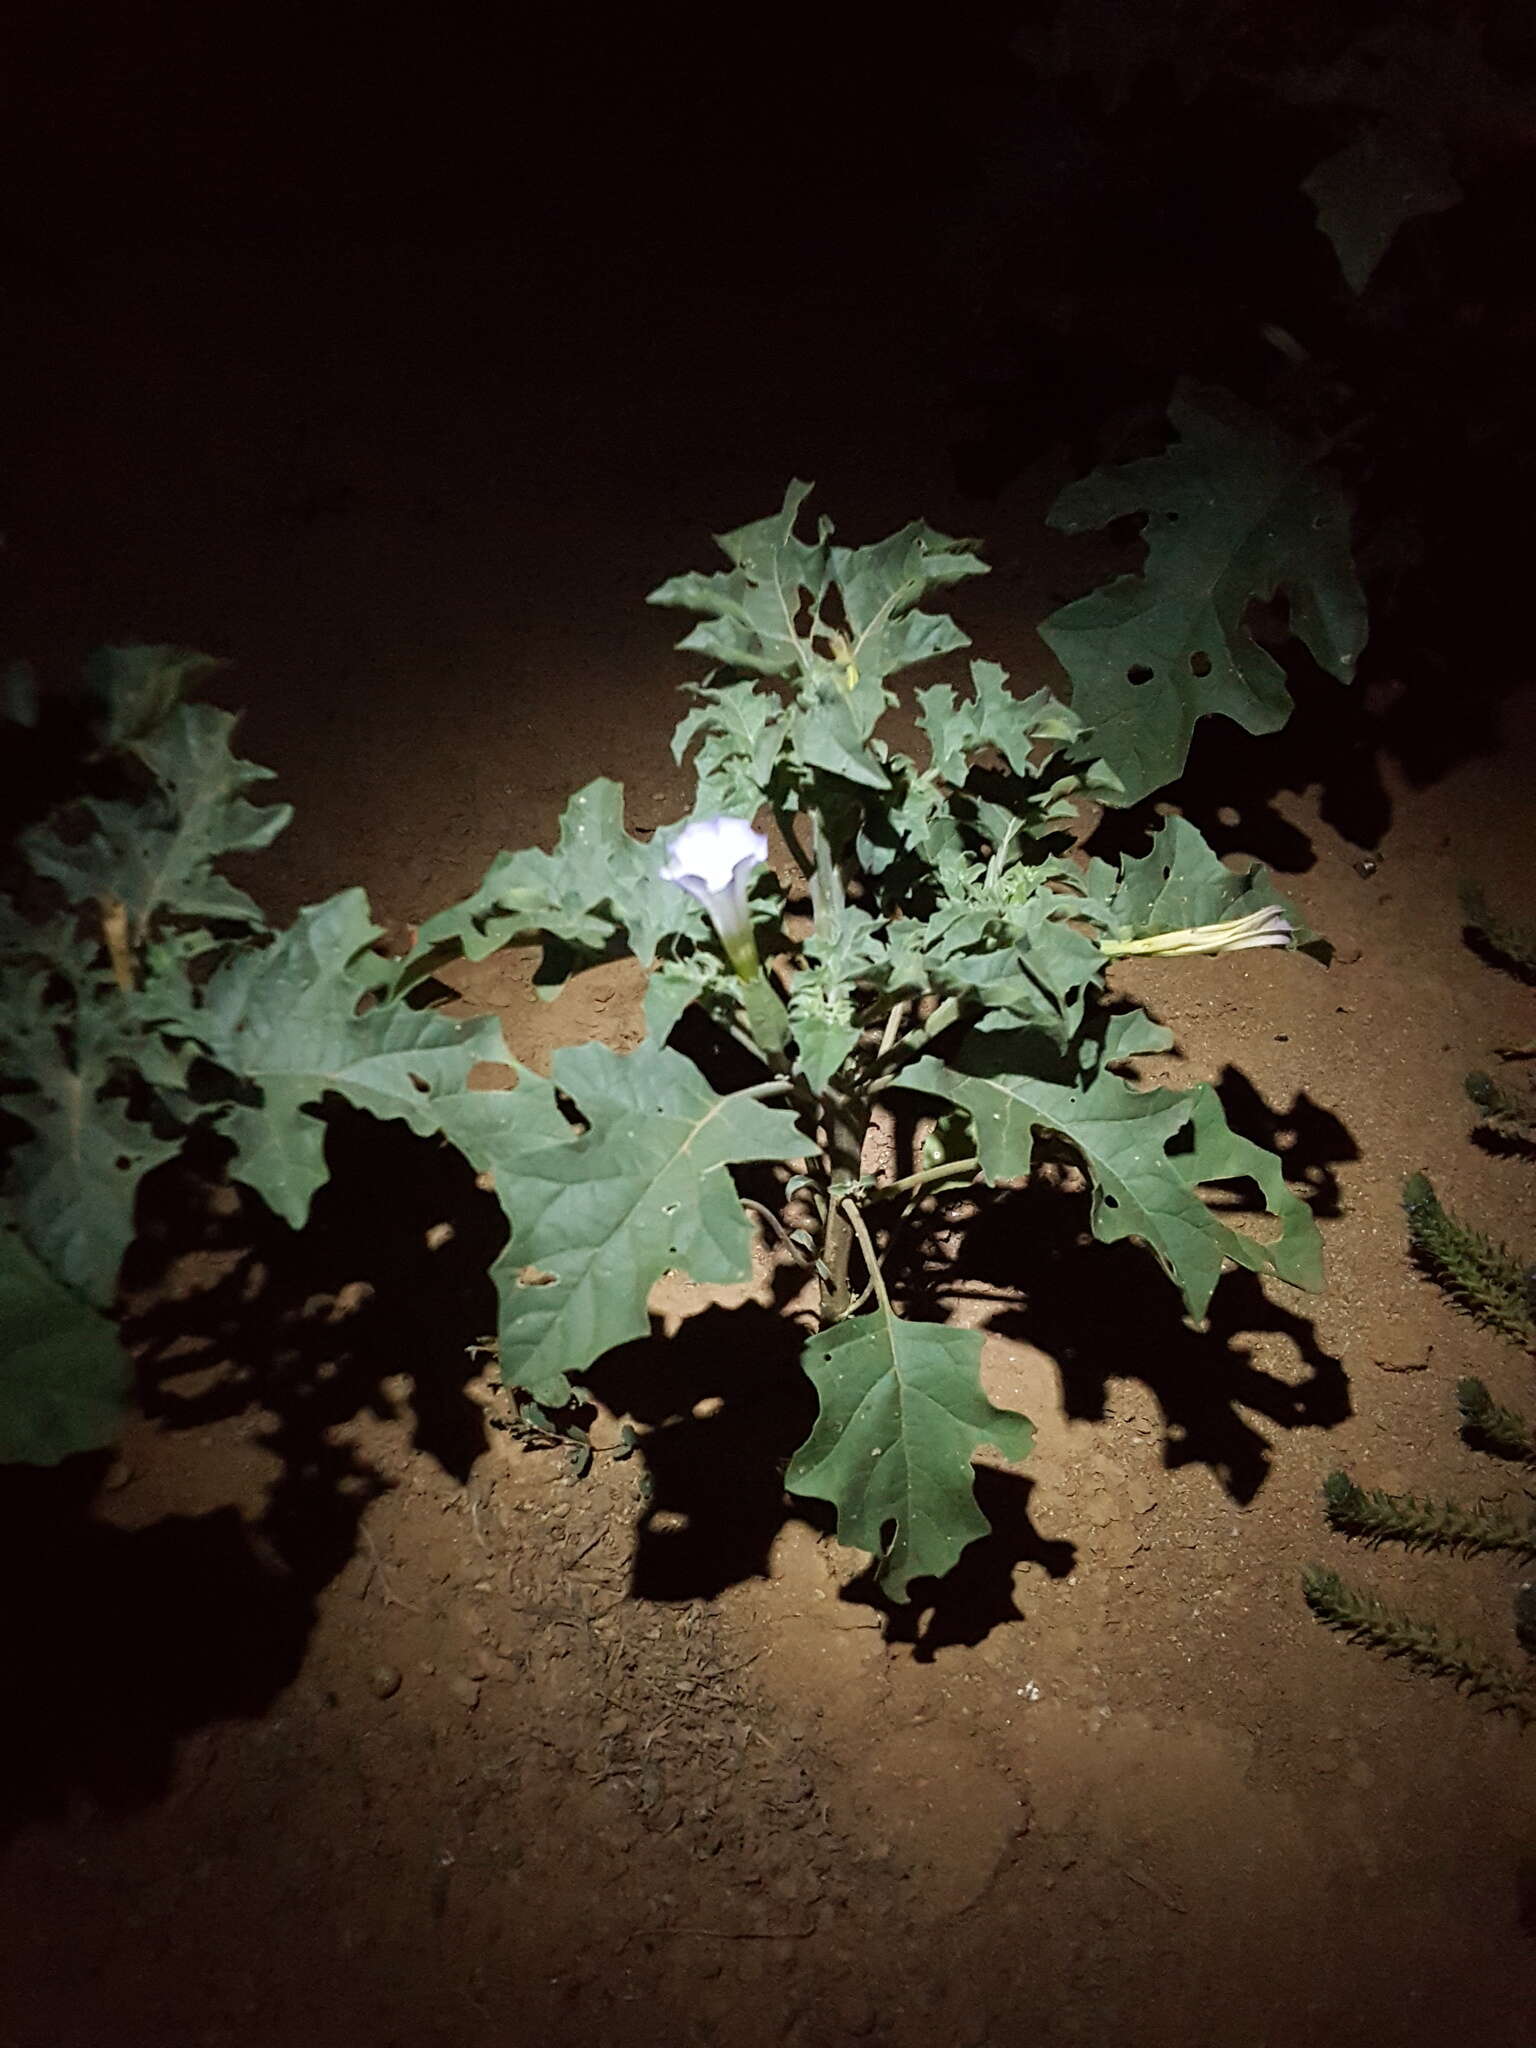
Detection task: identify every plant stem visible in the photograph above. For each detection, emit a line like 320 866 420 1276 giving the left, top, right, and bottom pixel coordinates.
817 1092 870 1322
876 1001 909 1062
740 1197 818 1268
870 996 964 1087
811 815 844 933
740 1078 795 1101
839 1195 893 1318
861 1155 982 1200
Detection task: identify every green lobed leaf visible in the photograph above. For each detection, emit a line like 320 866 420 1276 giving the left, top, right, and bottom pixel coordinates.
1039 382 1367 804
787 1309 1034 1599
1303 124 1461 294
0 1223 130 1465
0 898 100 985
671 677 786 815
828 520 987 696
650 485 988 796
185 889 509 1229
396 780 703 996
648 480 834 678
903 1030 1320 1317
1075 814 1327 960
788 907 888 1094
913 876 1108 1040
790 690 890 791
445 1039 807 1407
22 703 290 946
917 661 1091 785
0 970 180 1304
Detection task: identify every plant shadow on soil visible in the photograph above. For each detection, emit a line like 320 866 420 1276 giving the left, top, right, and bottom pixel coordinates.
0 1103 501 1838
955 1066 1354 1499
0 1051 1358 1825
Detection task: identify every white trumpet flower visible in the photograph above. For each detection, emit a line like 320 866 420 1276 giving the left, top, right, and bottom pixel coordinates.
660 816 769 981
1100 903 1294 958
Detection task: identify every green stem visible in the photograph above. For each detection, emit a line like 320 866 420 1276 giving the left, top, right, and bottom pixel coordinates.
869 996 964 1088
817 1092 870 1322
740 1197 817 1267
876 1001 909 1062
840 1194 893 1318
859 1155 982 1200
811 814 844 933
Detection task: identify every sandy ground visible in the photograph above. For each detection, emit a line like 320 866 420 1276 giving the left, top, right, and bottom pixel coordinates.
2 223 1535 2048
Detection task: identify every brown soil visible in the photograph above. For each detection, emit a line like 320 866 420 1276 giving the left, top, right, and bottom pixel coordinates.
3 234 1535 2048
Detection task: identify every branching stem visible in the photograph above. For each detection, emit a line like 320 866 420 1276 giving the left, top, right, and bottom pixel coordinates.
839 1194 893 1318
816 1092 870 1321
860 1155 982 1201
870 996 964 1087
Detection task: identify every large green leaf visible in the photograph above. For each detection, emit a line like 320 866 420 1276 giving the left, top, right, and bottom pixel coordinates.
0 970 180 1304
396 780 702 995
903 1029 1320 1317
828 519 987 695
186 890 508 1228
445 1039 807 1406
1039 383 1367 803
787 1309 1034 1599
22 703 290 944
0 1224 130 1464
649 483 987 713
647 480 834 679
1304 123 1461 294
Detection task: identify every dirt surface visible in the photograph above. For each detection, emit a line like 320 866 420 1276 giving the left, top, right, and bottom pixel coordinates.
3 222 1536 2048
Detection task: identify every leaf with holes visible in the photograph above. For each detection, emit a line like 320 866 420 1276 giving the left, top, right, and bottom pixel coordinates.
448 1039 807 1407
903 1023 1320 1317
787 1309 1034 1599
1039 382 1366 804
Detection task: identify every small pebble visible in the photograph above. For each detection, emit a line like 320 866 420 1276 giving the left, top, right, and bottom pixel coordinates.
368 1666 403 1700
448 1675 482 1710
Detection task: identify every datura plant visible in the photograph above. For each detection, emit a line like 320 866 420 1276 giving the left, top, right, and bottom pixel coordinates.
0 485 1335 1597
389 482 1328 1596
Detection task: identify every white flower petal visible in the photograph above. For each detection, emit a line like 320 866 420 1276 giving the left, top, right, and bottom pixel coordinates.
660 815 768 897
